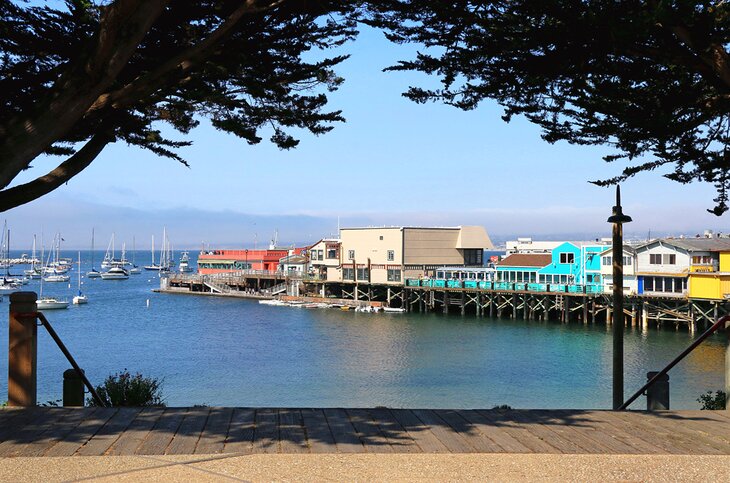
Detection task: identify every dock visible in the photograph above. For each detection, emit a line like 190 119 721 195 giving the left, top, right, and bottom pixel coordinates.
2 407 730 457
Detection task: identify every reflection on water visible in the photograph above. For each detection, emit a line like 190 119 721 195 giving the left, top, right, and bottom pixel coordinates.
0 252 724 409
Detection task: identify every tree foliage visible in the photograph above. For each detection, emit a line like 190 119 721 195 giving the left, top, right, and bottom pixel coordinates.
368 1 730 214
0 0 357 211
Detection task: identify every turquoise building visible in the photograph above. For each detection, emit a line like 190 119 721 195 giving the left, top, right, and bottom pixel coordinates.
536 242 606 287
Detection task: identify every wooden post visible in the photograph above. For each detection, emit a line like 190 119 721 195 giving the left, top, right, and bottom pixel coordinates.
443 291 448 314
489 294 495 318
564 296 571 323
8 292 38 407
523 294 528 320
583 297 589 324
726 319 730 410
460 291 466 315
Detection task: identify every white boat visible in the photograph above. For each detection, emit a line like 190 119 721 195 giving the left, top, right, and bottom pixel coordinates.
383 307 406 313
101 266 129 280
43 274 70 283
144 235 162 270
129 236 142 273
37 298 69 310
87 228 102 278
101 233 118 269
0 278 20 292
24 235 42 279
72 252 88 304
179 251 193 273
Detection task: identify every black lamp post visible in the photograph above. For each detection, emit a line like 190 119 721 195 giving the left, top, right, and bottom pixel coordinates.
607 185 632 410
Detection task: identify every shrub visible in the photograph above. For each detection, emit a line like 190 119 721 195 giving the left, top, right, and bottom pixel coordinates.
697 390 726 410
88 370 165 407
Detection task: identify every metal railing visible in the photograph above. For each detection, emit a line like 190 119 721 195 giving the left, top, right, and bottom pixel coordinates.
18 311 105 407
619 314 730 410
406 279 603 294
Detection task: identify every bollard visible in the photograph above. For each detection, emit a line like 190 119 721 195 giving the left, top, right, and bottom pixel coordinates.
646 371 669 411
63 369 85 407
8 292 38 406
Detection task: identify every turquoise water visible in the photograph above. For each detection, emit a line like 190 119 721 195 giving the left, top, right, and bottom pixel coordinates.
0 251 724 409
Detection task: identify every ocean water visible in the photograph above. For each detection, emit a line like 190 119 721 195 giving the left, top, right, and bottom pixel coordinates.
0 251 724 409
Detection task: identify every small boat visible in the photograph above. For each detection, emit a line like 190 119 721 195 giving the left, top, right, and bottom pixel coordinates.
0 278 20 292
87 229 102 278
101 266 129 280
72 252 88 305
129 237 142 274
179 251 193 273
383 307 406 313
37 298 69 310
43 274 70 283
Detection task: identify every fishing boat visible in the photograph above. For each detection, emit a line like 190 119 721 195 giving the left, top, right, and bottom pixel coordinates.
72 252 88 305
87 228 101 278
101 266 129 280
179 251 193 273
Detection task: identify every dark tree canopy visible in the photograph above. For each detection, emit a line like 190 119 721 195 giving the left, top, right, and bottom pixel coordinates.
1 1 729 214
0 0 357 210
369 0 730 214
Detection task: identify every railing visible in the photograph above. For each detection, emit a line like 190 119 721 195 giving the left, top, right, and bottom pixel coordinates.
619 314 730 410
406 279 603 294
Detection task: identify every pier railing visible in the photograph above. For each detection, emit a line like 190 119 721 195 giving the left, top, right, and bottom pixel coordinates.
405 279 603 294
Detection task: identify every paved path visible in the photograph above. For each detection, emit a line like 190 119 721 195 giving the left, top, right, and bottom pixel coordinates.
1 407 730 457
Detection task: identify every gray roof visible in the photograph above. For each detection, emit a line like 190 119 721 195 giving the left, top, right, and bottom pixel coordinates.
598 245 637 256
652 237 730 252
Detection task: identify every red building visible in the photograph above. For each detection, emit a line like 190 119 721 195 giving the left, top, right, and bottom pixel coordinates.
197 248 306 274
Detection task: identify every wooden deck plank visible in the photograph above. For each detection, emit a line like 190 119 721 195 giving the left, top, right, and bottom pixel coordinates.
367 408 420 453
526 410 622 455
22 409 96 457
278 409 309 454
0 408 73 457
345 409 393 454
434 410 504 453
581 411 687 454
134 408 187 455
165 407 210 455
300 409 336 453
455 410 532 453
222 408 255 454
508 410 591 454
389 409 449 453
75 408 141 456
195 407 234 454
252 409 279 454
106 407 165 456
44 408 117 457
0 408 44 444
657 411 730 449
411 409 476 453
323 408 365 453
477 410 562 454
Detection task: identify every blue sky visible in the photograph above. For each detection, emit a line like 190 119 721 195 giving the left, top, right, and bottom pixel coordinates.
6 26 729 250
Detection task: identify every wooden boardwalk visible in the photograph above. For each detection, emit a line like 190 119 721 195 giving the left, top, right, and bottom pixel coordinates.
1 407 730 457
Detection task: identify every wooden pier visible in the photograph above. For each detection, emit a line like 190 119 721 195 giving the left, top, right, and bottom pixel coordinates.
2 406 730 456
163 273 730 333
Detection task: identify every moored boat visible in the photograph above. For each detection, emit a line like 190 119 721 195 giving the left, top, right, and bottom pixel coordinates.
101 266 129 280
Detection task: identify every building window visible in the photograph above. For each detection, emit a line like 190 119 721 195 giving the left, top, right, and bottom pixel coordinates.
317 249 323 261
348 250 355 260
379 236 383 240
463 249 483 265
387 269 401 282
623 256 632 266
559 253 575 264
602 256 612 266
356 268 369 280
387 250 395 261
327 249 338 259
663 254 676 265
343 268 354 280
649 254 662 264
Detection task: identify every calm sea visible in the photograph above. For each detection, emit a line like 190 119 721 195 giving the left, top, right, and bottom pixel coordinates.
0 250 724 409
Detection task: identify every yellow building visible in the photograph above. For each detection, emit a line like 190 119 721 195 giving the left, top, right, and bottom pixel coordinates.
688 251 730 300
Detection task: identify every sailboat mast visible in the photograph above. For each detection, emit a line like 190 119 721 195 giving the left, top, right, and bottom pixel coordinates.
91 228 95 268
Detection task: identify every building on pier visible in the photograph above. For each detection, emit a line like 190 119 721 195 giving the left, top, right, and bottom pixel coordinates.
197 247 306 274
307 238 341 279
599 245 638 294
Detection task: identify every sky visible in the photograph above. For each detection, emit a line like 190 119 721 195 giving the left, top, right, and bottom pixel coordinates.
5 25 730 250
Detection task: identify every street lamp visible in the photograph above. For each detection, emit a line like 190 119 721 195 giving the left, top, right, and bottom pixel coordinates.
607 185 632 410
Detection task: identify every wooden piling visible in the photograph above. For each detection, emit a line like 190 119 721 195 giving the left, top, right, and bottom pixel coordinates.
8 292 38 407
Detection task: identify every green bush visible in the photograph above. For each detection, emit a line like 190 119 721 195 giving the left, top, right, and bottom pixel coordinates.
88 371 165 407
697 390 726 410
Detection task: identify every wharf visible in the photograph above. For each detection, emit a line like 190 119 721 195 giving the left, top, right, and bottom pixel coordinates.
1 407 730 457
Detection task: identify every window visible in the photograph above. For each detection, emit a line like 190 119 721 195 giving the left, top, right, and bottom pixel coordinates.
317 250 323 261
387 269 401 282
343 268 354 280
644 276 654 291
379 236 383 240
327 248 338 259
559 253 575 264
602 256 612 266
623 256 632 266
673 277 683 293
463 249 483 265
387 250 395 261
649 254 662 264
356 268 369 280
663 254 676 265
348 250 355 260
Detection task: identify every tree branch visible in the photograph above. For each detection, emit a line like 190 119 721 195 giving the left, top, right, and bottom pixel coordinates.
0 131 113 212
0 0 170 190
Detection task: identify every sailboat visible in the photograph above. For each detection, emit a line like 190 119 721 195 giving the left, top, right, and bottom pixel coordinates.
144 235 162 270
101 233 116 269
43 234 70 282
1 225 27 287
37 248 68 310
129 236 142 274
72 252 88 305
87 228 101 278
24 235 41 279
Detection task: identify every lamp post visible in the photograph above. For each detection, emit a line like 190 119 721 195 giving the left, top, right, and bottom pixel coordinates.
607 185 632 410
